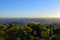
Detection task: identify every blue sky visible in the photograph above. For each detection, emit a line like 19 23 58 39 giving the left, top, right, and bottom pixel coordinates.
0 0 60 18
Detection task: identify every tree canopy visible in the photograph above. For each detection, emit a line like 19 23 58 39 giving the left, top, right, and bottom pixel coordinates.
0 22 60 40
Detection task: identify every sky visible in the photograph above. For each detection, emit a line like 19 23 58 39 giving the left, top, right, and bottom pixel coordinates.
0 0 60 18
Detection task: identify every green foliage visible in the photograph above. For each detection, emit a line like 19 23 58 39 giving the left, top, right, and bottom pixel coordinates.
16 37 21 40
0 37 5 40
28 35 34 40
24 26 32 32
0 24 7 31
34 37 40 40
0 22 60 40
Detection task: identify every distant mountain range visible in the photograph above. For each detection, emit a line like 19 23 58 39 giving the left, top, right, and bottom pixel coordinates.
0 18 60 28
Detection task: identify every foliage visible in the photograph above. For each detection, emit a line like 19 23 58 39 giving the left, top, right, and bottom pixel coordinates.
0 22 60 40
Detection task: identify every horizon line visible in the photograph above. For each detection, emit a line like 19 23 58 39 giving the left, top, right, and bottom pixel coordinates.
0 17 60 18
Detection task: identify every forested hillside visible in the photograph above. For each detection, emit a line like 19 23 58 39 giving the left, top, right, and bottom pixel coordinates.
0 22 60 40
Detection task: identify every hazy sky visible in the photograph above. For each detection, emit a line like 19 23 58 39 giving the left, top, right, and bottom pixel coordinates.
0 0 60 18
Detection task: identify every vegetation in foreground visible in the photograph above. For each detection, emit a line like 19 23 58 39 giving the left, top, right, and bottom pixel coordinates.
0 22 60 40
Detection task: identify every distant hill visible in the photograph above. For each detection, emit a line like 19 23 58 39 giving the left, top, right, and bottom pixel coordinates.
0 18 60 28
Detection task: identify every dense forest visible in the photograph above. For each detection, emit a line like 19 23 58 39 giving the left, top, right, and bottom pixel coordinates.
0 22 60 40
